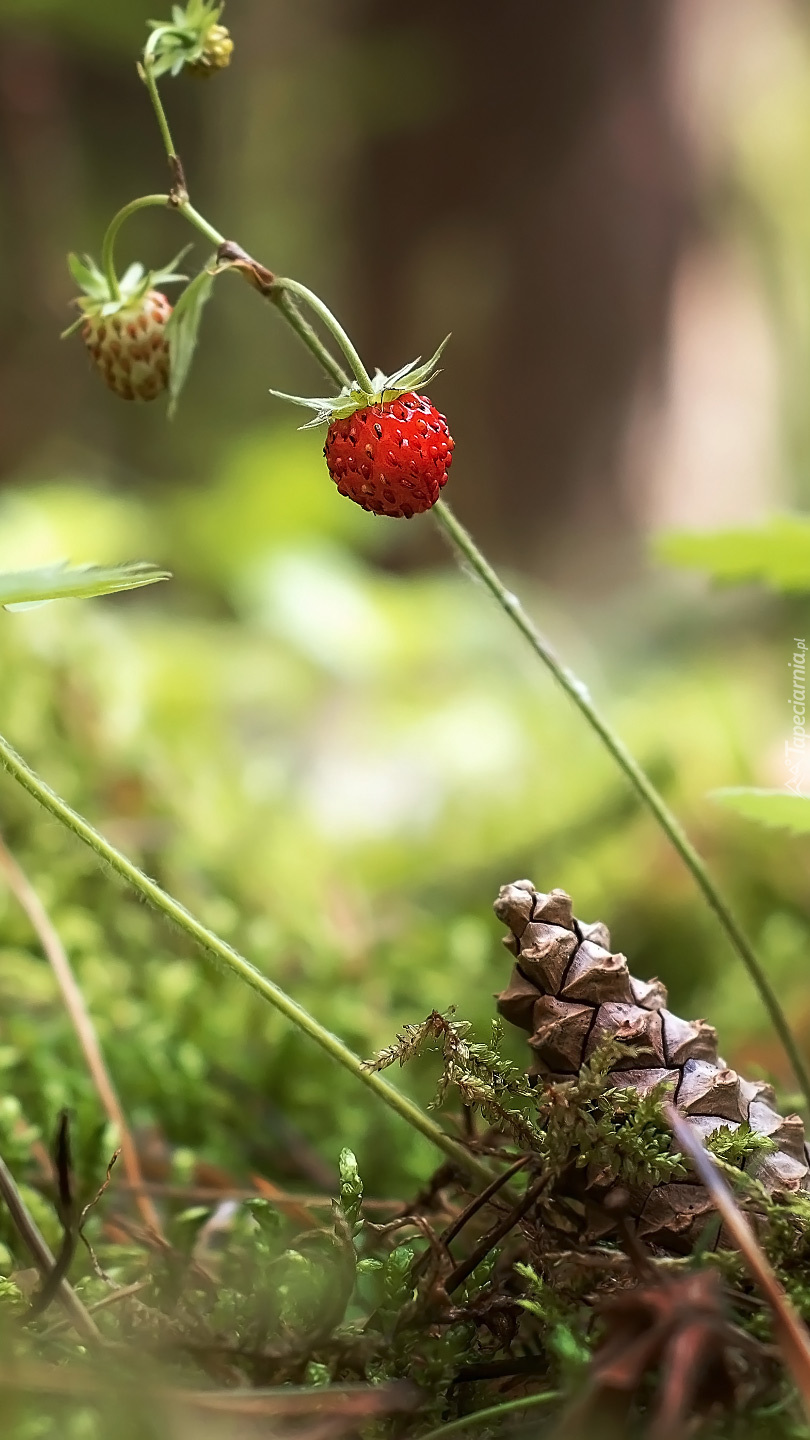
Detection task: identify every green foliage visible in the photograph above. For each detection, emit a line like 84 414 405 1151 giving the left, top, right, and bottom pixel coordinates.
711 788 810 833
368 1017 687 1192
0 562 170 609
165 263 217 417
146 2 227 78
705 1120 775 1167
515 1264 591 1389
656 516 810 592
337 1147 364 1231
0 483 809 1434
365 1011 540 1147
537 1051 687 1190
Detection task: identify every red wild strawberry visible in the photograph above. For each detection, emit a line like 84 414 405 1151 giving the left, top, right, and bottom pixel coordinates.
271 340 454 519
324 393 453 519
64 252 186 402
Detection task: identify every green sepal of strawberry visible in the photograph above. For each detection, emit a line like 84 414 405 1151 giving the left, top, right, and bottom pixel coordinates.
269 337 450 429
146 1 231 79
61 250 189 338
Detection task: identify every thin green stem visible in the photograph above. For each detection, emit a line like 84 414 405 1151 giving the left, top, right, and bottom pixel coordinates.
141 33 177 163
275 277 374 392
431 498 810 1112
169 202 354 394
136 39 357 393
101 194 172 299
0 731 493 1189
272 287 350 390
416 1390 560 1440
178 201 226 249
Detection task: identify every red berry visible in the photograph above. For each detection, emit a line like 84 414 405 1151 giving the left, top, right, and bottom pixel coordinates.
323 392 454 519
82 290 172 402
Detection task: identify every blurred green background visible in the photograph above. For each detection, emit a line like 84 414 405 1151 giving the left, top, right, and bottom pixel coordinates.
0 0 809 1202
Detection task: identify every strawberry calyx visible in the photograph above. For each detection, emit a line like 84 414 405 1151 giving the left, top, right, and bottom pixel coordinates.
269 337 450 430
62 251 188 338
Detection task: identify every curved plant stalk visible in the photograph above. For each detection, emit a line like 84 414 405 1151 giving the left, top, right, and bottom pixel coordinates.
101 195 173 297
0 832 165 1241
0 731 493 1189
272 278 375 391
416 1390 560 1440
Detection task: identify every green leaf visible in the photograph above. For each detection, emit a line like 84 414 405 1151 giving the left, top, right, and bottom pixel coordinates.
165 263 217 418
655 515 810 592
0 561 171 611
67 252 106 300
710 787 810 833
338 1148 363 1229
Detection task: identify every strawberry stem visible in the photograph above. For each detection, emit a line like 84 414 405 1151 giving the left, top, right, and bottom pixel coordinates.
101 194 174 300
140 31 178 167
275 278 375 394
178 202 226 249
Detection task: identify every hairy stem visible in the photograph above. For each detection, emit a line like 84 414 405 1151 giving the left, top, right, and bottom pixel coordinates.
140 33 177 165
101 194 173 299
271 286 349 390
178 201 226 249
0 732 493 1187
274 277 374 392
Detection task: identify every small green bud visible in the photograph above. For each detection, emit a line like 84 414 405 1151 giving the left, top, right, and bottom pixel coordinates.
187 23 234 77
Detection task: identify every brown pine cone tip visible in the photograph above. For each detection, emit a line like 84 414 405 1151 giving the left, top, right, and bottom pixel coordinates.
494 880 809 1251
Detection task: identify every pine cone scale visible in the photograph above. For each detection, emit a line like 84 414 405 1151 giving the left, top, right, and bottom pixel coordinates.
494 879 810 1251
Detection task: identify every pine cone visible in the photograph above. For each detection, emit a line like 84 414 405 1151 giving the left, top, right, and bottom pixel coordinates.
494 880 809 1250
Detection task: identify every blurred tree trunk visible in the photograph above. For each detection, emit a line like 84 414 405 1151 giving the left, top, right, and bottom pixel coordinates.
341 0 688 579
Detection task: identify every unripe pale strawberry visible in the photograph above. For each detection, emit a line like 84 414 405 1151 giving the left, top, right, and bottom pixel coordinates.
82 290 172 402
64 252 186 404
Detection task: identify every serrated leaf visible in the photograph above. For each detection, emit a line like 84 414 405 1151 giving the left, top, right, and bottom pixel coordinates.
710 787 810 833
656 515 810 592
165 263 217 417
0 561 171 610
